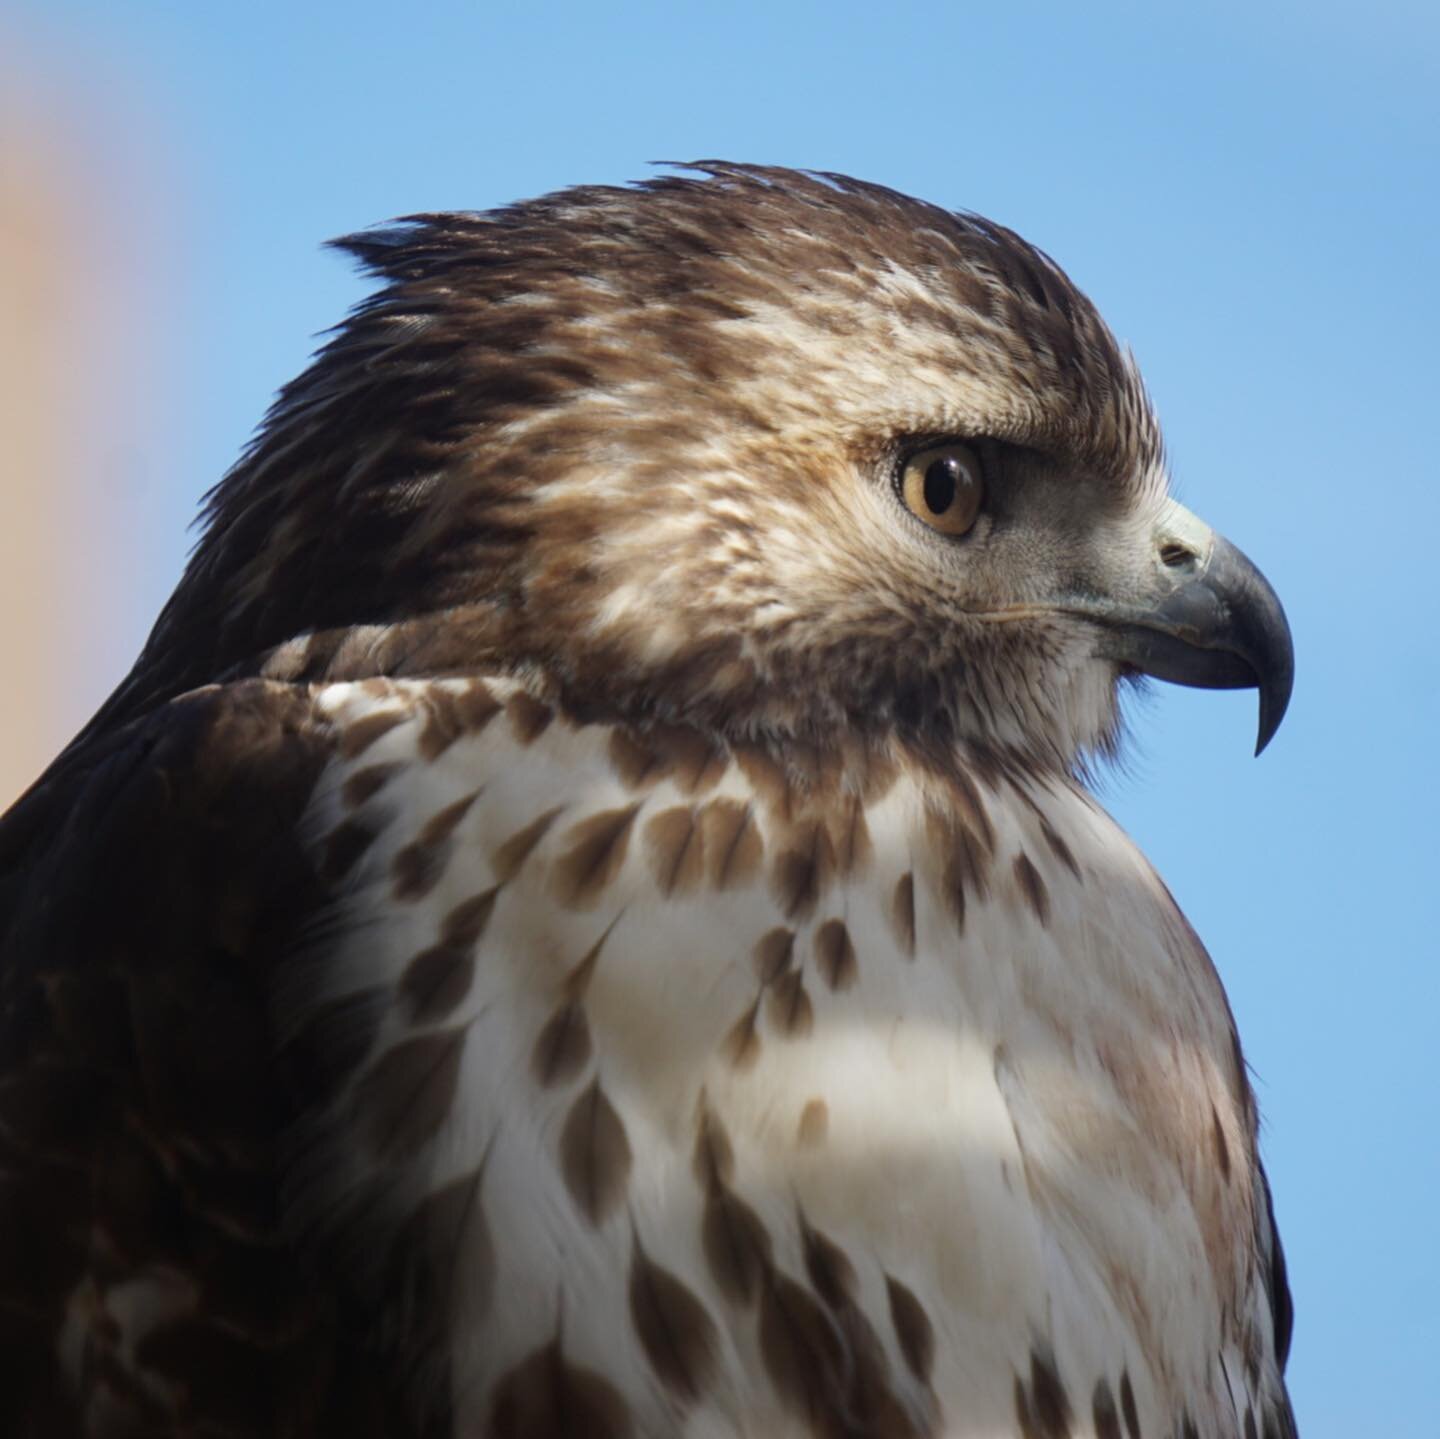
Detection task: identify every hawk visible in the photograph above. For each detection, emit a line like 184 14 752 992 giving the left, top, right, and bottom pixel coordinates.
0 164 1297 1439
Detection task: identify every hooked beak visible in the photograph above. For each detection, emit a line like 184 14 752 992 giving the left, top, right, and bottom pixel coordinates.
1079 502 1294 754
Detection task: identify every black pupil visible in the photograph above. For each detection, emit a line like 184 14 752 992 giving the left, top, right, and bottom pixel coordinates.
923 456 960 514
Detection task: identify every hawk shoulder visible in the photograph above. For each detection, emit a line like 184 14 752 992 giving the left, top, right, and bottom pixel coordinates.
0 680 400 1436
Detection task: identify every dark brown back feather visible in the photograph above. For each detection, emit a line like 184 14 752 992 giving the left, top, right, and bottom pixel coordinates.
0 681 422 1436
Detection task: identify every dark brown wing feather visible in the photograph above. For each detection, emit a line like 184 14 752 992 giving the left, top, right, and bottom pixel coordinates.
0 681 405 1438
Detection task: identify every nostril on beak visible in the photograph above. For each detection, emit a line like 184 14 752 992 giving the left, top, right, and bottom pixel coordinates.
1159 541 1198 570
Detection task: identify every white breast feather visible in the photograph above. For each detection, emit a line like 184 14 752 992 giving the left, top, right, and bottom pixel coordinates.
281 677 1285 1439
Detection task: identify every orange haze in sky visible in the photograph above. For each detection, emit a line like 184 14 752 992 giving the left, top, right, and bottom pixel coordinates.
0 59 173 808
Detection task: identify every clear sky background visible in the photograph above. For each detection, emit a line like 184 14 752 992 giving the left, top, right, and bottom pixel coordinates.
4 3 1436 1433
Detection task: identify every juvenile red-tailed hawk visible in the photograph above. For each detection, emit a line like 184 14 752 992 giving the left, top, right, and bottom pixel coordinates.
0 165 1296 1439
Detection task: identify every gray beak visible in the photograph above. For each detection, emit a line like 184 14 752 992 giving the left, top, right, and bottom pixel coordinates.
1086 502 1295 754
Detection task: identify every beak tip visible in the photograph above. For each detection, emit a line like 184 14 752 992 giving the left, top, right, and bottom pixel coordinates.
1253 666 1294 757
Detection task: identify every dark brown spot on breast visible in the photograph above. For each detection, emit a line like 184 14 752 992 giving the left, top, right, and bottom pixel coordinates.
559 922 616 1003
948 767 996 853
885 1275 934 1383
926 808 991 935
799 1218 857 1309
758 1272 846 1424
797 1098 828 1147
491 807 563 883
558 1079 632 1225
419 791 480 847
552 804 641 908
734 747 793 821
320 817 379 883
342 761 399 808
1120 1369 1141 1439
699 798 762 889
1013 852 1051 927
752 927 796 985
1211 1102 1232 1181
442 887 499 947
702 1183 773 1306
814 919 857 992
766 970 814 1039
506 691 553 744
838 1313 922 1437
891 871 917 957
1243 1325 1263 1388
653 724 726 794
454 678 503 731
772 819 834 920
1039 815 1081 880
392 836 452 902
340 708 406 760
1244 1405 1259 1439
391 799 472 902
392 793 481 898
1092 1377 1122 1439
628 1244 718 1403
531 1000 592 1087
354 1028 467 1161
400 942 476 1023
723 999 763 1071
419 688 474 760
692 1101 735 1189
608 727 671 789
1015 1348 1072 1439
644 807 705 896
487 1339 632 1439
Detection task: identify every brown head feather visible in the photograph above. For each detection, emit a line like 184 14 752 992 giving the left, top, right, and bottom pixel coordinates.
89 163 1165 769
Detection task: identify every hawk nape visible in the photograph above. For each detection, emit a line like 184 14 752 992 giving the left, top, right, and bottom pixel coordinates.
0 165 1297 1439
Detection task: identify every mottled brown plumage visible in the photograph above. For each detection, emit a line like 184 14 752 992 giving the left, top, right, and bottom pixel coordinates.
80 165 1167 764
0 165 1296 1438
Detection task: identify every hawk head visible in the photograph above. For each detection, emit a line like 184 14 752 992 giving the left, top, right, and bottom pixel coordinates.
116 163 1292 771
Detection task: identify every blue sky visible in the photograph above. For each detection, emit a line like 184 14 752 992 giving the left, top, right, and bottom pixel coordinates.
9 2 1438 1432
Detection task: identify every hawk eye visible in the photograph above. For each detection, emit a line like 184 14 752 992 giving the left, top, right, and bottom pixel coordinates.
899 442 984 537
